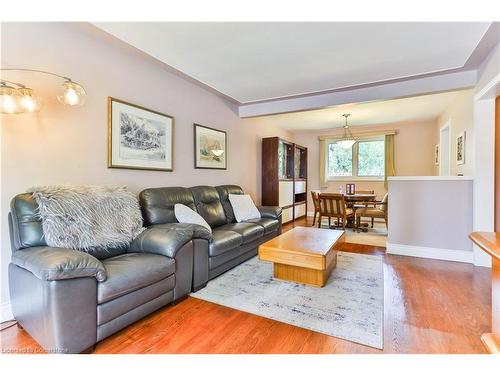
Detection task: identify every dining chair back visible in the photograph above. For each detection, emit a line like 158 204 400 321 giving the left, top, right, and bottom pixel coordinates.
310 191 321 226
318 193 353 229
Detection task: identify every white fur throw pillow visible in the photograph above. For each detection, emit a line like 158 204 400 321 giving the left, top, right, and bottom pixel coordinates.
228 194 261 222
174 204 212 233
29 185 144 253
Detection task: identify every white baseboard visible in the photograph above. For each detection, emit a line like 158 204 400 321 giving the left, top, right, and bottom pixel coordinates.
306 211 314 217
386 243 474 264
1 300 13 323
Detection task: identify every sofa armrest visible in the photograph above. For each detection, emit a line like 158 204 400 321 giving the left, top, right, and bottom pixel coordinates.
258 206 282 219
130 223 211 258
11 246 106 282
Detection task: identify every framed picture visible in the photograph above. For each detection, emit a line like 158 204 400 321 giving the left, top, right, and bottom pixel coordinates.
434 144 439 165
456 131 466 165
194 123 227 169
108 97 174 171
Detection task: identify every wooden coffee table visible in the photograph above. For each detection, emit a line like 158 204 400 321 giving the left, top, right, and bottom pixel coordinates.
258 227 345 287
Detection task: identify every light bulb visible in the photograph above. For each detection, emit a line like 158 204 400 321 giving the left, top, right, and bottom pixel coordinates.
18 88 40 113
57 81 86 107
0 85 22 114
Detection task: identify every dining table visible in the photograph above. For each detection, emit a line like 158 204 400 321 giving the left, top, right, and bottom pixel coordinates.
318 192 377 230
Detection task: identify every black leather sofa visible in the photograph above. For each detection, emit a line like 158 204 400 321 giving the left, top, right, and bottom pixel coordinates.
7 185 281 353
7 193 202 354
139 185 282 291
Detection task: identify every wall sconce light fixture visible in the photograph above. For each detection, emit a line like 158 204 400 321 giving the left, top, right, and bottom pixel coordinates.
0 68 86 114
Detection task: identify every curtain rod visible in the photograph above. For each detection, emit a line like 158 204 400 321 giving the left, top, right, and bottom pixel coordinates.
318 130 397 141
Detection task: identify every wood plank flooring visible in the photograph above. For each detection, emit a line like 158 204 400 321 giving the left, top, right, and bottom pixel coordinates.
0 217 491 354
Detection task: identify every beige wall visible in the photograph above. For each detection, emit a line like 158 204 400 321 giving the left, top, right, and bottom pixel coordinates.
291 120 438 211
0 23 291 312
434 89 475 176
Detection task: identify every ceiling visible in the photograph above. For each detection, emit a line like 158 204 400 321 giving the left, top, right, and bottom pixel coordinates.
94 22 490 103
249 90 467 131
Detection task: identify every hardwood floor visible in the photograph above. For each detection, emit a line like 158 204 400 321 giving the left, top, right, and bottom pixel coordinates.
0 217 491 354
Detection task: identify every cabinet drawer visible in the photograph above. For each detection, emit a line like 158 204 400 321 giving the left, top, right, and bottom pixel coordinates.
281 207 293 224
294 203 306 219
279 181 294 207
294 181 306 194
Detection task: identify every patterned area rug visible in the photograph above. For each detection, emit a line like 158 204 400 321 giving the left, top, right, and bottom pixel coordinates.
191 252 384 349
314 218 387 247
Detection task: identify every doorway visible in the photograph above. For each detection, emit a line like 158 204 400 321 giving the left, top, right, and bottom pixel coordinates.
439 121 452 176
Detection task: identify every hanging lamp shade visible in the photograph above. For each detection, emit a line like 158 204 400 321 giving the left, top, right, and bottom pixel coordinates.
337 113 356 149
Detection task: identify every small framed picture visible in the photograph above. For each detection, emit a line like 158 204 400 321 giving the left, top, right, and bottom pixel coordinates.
108 97 174 171
194 123 227 170
434 144 439 165
456 131 466 165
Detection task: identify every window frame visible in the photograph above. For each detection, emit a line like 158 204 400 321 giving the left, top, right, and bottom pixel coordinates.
326 136 385 182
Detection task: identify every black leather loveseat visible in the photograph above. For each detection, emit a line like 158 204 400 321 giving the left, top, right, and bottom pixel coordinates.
139 185 282 291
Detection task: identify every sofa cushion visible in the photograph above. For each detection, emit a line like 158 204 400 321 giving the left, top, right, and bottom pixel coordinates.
190 186 227 228
228 194 261 222
245 218 279 234
139 187 196 226
174 204 212 232
217 223 264 244
98 253 175 303
215 185 244 224
209 229 243 257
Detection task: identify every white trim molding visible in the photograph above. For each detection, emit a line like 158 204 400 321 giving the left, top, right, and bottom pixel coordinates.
1 300 13 323
387 243 474 264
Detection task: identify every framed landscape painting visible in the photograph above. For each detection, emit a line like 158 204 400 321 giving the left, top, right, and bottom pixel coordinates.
194 123 227 169
456 131 466 165
108 97 174 171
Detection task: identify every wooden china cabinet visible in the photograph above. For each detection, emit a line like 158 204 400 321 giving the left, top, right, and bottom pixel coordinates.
262 137 308 224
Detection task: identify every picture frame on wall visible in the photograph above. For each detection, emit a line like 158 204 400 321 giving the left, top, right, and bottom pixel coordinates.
194 123 227 170
434 144 439 165
108 97 174 171
456 131 466 165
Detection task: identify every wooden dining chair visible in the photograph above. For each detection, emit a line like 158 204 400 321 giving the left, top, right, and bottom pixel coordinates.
353 190 376 227
310 191 321 226
318 193 354 230
355 193 388 229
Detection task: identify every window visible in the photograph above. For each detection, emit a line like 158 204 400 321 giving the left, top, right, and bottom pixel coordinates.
327 138 385 179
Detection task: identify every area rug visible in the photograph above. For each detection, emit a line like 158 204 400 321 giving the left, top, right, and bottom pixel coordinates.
344 221 387 247
191 252 384 349
317 217 387 247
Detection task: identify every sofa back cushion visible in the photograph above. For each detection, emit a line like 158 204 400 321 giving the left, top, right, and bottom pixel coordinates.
10 193 47 251
190 186 227 228
139 187 196 226
215 185 244 224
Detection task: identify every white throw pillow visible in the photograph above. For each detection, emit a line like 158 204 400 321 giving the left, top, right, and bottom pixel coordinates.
174 204 212 233
228 194 261 222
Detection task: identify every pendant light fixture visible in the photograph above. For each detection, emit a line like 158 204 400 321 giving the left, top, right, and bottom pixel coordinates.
0 68 86 114
337 113 357 149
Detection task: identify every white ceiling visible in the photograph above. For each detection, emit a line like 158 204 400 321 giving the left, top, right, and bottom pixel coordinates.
250 90 468 131
94 22 489 103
